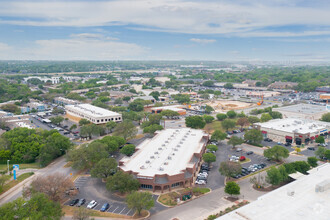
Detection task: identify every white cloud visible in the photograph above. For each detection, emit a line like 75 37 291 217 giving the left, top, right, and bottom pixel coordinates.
0 34 147 60
190 38 216 44
1 1 330 37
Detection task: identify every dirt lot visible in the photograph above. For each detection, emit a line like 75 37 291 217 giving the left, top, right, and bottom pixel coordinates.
205 100 256 113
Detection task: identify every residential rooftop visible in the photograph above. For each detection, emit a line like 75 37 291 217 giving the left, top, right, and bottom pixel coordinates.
255 118 330 134
120 128 208 177
217 163 330 220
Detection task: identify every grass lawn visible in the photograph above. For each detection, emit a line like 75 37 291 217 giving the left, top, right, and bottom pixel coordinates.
158 192 180 206
204 121 224 133
0 172 34 195
62 206 132 219
239 158 251 164
0 162 40 172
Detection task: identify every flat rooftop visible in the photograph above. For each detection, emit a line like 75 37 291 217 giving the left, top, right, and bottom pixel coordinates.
66 104 121 118
151 105 185 112
277 104 327 114
255 118 330 134
218 163 330 220
120 128 208 177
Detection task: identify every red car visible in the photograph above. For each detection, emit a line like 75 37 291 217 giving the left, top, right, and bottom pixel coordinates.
240 156 246 161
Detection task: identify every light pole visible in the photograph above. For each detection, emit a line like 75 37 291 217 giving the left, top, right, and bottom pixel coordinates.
7 160 10 175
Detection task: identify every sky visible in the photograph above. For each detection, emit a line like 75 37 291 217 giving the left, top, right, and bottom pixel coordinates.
1 0 330 61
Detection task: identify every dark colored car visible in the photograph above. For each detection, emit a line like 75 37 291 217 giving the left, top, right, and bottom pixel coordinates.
264 138 273 142
63 131 70 135
246 151 254 155
100 203 110 212
70 199 79 206
77 198 86 207
284 142 291 146
307 147 315 151
260 163 267 168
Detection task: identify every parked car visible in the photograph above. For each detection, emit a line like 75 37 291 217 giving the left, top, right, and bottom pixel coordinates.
264 138 272 142
69 199 79 206
77 198 86 207
246 151 253 155
63 131 70 135
87 200 97 209
240 156 246 161
100 203 110 212
284 142 291 147
236 148 242 152
307 147 315 151
195 180 206 185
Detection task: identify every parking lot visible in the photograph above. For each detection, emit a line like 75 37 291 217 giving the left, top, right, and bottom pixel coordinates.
199 141 274 190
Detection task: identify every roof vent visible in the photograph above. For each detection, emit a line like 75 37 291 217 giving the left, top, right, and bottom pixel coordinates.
164 162 168 165
146 160 150 163
165 141 169 143
150 156 155 159
140 165 145 169
177 145 181 148
159 167 164 171
154 151 159 154
162 144 166 146
174 148 178 151
158 147 162 150
287 189 295 196
168 156 172 160
180 141 183 144
172 153 175 155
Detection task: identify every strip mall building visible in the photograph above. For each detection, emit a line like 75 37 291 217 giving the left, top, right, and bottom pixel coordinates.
254 118 330 145
119 128 209 192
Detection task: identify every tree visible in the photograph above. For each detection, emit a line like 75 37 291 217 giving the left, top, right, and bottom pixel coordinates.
292 161 311 174
236 117 249 129
202 153 216 166
70 124 77 131
204 105 214 114
185 116 206 129
266 167 282 185
315 146 326 159
161 110 180 118
126 191 154 216
0 193 63 220
91 158 118 179
72 207 91 220
315 136 325 144
52 107 64 115
25 173 74 202
269 111 282 119
221 119 236 131
244 129 263 144
216 113 227 121
325 149 330 159
260 113 272 122
50 116 64 125
114 120 138 139
206 144 218 152
202 80 214 87
79 118 90 126
307 157 318 167
173 94 190 104
320 112 330 122
224 83 234 89
203 115 214 123
226 110 237 119
219 161 242 177
123 96 131 102
0 175 11 192
237 111 246 118
263 145 289 161
211 130 227 142
248 116 260 124
224 181 240 197
228 136 244 148
143 124 163 134
278 165 289 182
106 171 140 194
150 91 160 100
106 121 117 133
120 144 136 156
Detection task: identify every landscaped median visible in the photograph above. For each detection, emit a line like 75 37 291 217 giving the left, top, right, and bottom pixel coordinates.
205 200 249 220
0 172 34 195
158 187 211 207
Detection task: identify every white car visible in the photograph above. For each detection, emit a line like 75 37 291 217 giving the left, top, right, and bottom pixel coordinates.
198 173 208 178
195 180 206 185
87 200 97 209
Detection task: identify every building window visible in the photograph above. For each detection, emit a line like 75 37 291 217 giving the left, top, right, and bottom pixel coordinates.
97 120 99 123
111 118 113 120
115 118 117 120
101 119 104 122
141 184 153 189
118 117 121 120
171 182 181 188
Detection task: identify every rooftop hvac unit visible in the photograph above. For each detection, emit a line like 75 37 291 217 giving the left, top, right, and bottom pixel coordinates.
177 145 181 148
184 135 188 138
146 160 150 163
165 141 169 143
158 147 162 150
162 144 166 146
159 167 164 171
140 165 145 169
154 151 159 154
174 148 178 151
182 138 186 141
164 162 168 165
172 153 175 155
180 141 183 144
168 156 172 160
150 156 155 159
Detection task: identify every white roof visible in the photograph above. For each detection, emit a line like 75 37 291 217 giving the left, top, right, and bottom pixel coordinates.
120 128 208 177
277 104 327 114
218 163 330 220
255 118 330 134
151 105 185 112
65 104 121 118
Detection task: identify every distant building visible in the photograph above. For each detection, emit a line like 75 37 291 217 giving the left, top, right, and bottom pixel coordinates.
316 86 330 93
54 97 80 106
254 118 330 145
119 128 209 192
242 80 259 87
23 76 60 84
0 114 33 129
132 96 156 103
276 104 328 120
65 104 122 124
217 163 330 220
21 102 46 113
109 91 134 99
150 105 186 115
267 81 298 89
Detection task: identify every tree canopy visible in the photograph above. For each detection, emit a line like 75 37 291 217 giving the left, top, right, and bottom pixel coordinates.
91 158 118 179
185 116 206 129
244 129 263 144
221 119 236 131
224 181 240 196
211 130 227 141
263 145 289 161
126 191 154 216
219 161 242 177
106 171 140 194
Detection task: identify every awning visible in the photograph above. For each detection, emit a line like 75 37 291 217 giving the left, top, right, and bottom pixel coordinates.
285 136 293 140
262 131 267 134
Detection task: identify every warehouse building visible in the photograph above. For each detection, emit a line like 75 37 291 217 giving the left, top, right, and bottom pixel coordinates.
54 97 80 106
65 104 122 124
119 128 209 192
218 163 330 220
254 118 330 145
149 105 186 115
276 104 328 120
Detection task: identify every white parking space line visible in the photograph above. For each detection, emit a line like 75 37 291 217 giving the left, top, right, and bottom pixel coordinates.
119 207 126 214
126 208 132 215
112 206 119 213
127 209 135 216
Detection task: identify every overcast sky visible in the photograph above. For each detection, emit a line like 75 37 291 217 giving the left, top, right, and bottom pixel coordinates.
1 0 330 61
